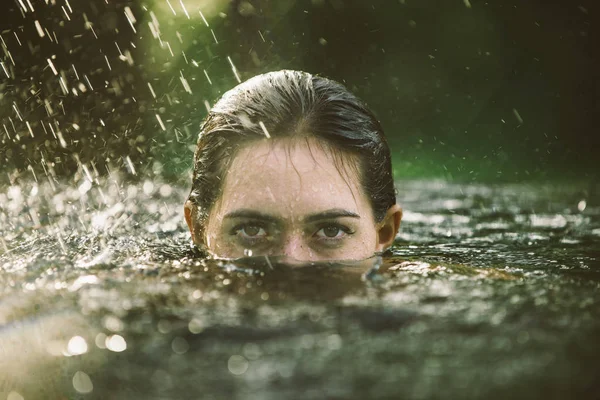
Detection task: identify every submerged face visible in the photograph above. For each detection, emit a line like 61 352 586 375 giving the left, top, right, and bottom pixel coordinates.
187 137 401 261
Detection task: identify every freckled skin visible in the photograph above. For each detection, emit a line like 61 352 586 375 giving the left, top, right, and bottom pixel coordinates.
188 137 402 261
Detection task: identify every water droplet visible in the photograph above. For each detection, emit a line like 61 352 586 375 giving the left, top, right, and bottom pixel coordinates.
72 371 93 394
171 337 190 354
188 318 204 334
67 336 88 356
103 315 124 332
95 333 107 349
105 334 127 352
159 184 172 197
228 355 249 375
243 343 261 360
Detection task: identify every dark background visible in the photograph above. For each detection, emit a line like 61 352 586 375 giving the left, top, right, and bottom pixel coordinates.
0 0 597 183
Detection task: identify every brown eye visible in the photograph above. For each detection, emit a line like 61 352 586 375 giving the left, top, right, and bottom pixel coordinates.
314 224 352 240
323 226 341 237
244 225 261 237
232 224 268 241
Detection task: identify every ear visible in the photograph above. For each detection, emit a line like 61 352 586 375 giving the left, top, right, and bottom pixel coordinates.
184 200 200 244
375 204 403 252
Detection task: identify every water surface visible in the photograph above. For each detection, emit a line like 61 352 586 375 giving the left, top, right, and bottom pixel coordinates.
1 178 599 399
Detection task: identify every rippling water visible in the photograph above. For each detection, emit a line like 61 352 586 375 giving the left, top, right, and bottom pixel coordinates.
1 177 599 399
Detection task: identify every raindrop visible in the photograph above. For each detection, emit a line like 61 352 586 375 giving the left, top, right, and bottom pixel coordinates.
188 318 204 334
143 180 155 195
228 355 249 375
148 82 157 99
58 76 68 95
47 58 58 75
179 0 190 19
159 184 172 197
78 179 92 195
103 315 124 332
62 6 71 21
227 56 241 83
104 55 112 71
199 10 209 27
67 336 88 356
243 343 261 360
84 74 93 90
72 371 93 394
13 32 22 46
105 334 127 352
25 121 34 138
157 319 172 333
16 0 27 13
165 0 176 15
258 121 271 138
1 62 10 78
180 70 192 94
95 333 107 349
171 337 190 354
203 69 212 85
125 156 137 175
124 6 137 33
12 103 23 121
34 20 45 37
513 108 524 124
155 114 166 131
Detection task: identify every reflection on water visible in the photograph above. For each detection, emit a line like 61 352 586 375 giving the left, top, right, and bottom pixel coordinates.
1 178 599 399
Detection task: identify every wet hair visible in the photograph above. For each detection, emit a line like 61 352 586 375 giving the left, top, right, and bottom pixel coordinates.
187 70 396 242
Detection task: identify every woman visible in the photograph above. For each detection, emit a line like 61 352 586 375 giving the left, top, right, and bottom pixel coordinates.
184 70 402 261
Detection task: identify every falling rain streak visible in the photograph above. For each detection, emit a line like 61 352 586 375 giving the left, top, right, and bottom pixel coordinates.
1 62 10 78
228 56 241 83
34 20 45 37
259 121 271 138
156 114 166 131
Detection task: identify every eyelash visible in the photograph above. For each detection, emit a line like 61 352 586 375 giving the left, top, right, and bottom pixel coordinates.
230 222 268 245
313 223 355 241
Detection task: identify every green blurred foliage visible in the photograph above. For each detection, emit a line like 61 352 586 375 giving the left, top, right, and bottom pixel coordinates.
1 0 597 184
142 0 599 183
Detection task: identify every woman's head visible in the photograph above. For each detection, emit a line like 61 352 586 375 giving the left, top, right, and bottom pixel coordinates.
185 70 402 261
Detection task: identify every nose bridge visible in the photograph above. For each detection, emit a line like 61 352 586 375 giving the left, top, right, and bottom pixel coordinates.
281 228 310 260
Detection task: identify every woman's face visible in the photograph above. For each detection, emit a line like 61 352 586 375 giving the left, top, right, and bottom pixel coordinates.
188 137 401 261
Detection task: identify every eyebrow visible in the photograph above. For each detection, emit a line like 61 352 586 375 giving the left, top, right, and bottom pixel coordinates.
304 209 360 223
223 209 279 223
223 208 360 223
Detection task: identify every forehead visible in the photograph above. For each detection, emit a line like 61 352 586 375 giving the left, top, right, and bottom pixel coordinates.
212 137 371 219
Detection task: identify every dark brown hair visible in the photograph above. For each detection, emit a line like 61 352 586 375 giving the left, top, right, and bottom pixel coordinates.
187 70 396 242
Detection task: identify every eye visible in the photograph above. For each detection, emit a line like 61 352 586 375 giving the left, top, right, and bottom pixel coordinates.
234 224 267 239
314 224 353 240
